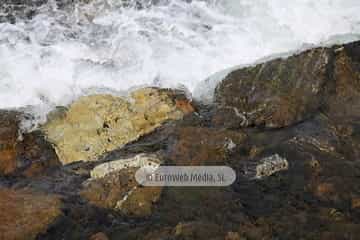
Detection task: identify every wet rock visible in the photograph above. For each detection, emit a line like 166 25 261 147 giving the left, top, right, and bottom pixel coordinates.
215 47 333 128
326 42 360 121
81 154 162 217
313 182 338 202
214 41 360 129
81 168 138 210
118 185 162 218
0 187 62 240
89 232 109 240
225 232 241 240
16 130 61 177
110 221 232 240
173 221 224 239
351 196 360 209
0 111 19 175
43 88 194 164
90 153 161 179
0 111 60 176
168 127 247 165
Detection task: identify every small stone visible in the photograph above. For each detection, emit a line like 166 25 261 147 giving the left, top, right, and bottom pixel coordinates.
254 154 288 179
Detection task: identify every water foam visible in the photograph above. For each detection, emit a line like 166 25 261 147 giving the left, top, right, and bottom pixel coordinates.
0 0 360 123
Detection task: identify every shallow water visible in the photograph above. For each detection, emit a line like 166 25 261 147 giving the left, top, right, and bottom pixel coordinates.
0 0 360 119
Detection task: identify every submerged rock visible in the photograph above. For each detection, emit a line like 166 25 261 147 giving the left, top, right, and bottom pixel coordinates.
0 188 62 240
43 88 193 164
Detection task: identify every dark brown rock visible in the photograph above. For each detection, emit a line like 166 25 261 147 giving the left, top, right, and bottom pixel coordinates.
0 110 60 177
168 127 247 165
81 168 138 210
0 111 20 175
0 187 62 240
172 221 224 239
214 41 360 129
325 42 360 121
215 47 333 128
81 167 162 217
16 130 61 177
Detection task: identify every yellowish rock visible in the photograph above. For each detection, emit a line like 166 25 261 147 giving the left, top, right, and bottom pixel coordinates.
43 88 192 164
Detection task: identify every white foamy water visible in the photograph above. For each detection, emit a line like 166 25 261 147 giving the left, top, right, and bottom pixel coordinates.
1 0 360 113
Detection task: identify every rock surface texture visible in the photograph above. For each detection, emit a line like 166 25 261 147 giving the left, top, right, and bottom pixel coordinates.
214 42 360 129
0 188 62 240
43 88 193 164
0 111 19 175
215 47 333 128
81 154 162 217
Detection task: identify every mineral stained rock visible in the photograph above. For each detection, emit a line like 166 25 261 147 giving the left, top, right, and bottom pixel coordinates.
326 42 360 121
215 41 360 129
0 111 19 175
0 110 60 176
43 88 193 164
82 154 162 217
215 47 333 128
0 188 62 240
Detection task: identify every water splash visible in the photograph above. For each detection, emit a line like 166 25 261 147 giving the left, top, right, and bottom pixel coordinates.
0 0 360 121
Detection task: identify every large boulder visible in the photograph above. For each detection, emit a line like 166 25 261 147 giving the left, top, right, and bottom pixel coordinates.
214 47 333 128
0 188 62 240
43 88 194 164
215 40 360 129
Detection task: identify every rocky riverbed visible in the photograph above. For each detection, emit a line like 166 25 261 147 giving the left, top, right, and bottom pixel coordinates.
1 40 360 239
